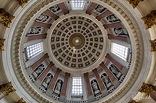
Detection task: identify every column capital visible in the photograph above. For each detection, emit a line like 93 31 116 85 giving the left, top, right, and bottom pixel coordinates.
0 38 5 51
128 99 139 103
17 0 29 7
0 8 14 27
150 39 156 52
15 98 26 103
142 10 156 29
0 82 16 96
138 82 155 96
126 0 144 8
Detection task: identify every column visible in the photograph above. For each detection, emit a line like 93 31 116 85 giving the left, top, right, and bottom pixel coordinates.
17 0 29 7
103 22 122 29
127 0 144 8
38 62 54 82
31 53 49 70
128 99 139 103
92 69 105 91
0 38 5 51
138 82 156 102
100 62 116 82
15 98 26 103
108 34 129 43
105 54 124 70
84 73 93 96
96 10 112 21
0 82 16 100
44 10 59 20
86 3 97 15
27 33 47 41
32 22 51 29
142 10 156 29
0 8 14 27
49 68 61 91
58 3 69 15
61 73 70 96
150 39 156 52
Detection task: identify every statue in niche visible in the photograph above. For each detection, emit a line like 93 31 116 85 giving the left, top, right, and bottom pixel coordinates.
114 27 128 36
28 27 41 34
32 64 45 81
36 14 49 22
91 80 101 96
53 79 63 96
109 64 122 80
101 73 113 90
41 73 53 91
95 5 106 13
106 14 120 23
49 5 60 13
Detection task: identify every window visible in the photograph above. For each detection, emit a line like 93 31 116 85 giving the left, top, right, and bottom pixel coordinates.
26 42 43 59
111 43 128 61
70 0 85 10
72 77 83 96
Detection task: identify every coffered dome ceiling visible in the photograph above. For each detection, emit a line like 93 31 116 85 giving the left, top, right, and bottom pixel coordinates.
3 0 151 103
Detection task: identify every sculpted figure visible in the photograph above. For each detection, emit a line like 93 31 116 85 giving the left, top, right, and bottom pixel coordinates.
54 80 62 94
29 27 41 34
114 28 128 36
36 14 49 22
42 73 53 90
32 64 44 80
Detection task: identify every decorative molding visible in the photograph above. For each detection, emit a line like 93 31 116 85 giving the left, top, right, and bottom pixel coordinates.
128 99 139 103
17 0 29 7
150 39 156 52
0 38 5 51
0 8 14 27
138 82 155 96
8 0 142 103
15 98 26 103
126 0 144 8
142 10 156 29
0 82 16 96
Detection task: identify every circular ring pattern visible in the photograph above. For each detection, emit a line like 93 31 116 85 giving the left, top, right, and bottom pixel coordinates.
51 16 105 69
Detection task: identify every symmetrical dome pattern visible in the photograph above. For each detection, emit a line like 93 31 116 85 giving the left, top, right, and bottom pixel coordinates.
51 16 104 69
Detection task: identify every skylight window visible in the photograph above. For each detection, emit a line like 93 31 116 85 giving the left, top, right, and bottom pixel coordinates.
70 0 85 10
26 42 43 59
72 77 83 96
111 43 128 61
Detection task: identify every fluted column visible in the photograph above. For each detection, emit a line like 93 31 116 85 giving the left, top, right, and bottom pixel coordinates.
100 62 116 82
44 10 59 20
127 0 144 8
142 10 156 29
61 73 70 96
31 53 49 70
96 10 112 21
0 82 16 100
105 54 124 70
32 22 51 28
86 3 97 15
84 73 93 96
27 33 47 41
108 34 129 43
38 62 54 82
0 8 14 27
17 0 29 7
104 23 122 29
92 69 105 91
15 98 26 103
0 38 5 51
128 99 139 103
58 3 69 15
49 69 61 91
150 39 156 52
138 82 156 102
